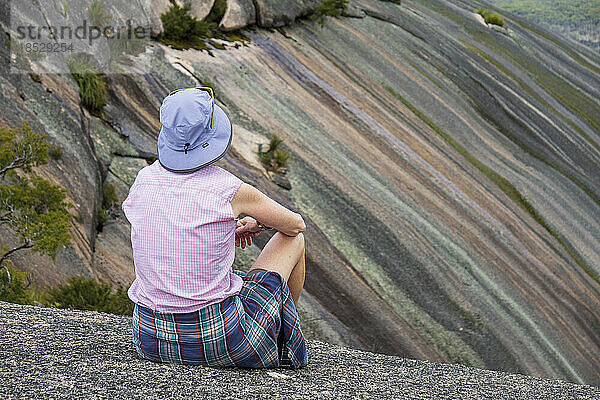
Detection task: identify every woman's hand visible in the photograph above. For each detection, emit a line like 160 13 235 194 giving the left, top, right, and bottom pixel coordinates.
235 217 261 249
231 183 306 237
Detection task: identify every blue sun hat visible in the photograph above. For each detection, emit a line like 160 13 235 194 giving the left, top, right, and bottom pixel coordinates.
157 87 233 172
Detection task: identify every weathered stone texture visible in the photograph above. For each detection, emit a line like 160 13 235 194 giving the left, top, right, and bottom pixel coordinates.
1 302 598 399
189 0 216 22
254 0 321 27
138 0 181 36
219 0 257 31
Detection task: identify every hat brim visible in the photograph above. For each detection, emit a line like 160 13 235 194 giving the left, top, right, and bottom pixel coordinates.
157 104 232 173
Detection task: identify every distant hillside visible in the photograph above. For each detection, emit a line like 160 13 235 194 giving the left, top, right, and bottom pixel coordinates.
486 0 600 50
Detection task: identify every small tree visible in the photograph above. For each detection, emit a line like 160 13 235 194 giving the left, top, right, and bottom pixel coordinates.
0 122 73 274
0 267 36 305
257 134 291 174
312 0 349 26
161 1 214 42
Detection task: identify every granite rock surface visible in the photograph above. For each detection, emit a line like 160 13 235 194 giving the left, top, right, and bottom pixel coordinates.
1 302 598 400
189 0 216 21
220 0 257 31
253 0 321 27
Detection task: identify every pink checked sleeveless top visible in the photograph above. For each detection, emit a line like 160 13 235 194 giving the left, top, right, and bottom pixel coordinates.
122 161 244 313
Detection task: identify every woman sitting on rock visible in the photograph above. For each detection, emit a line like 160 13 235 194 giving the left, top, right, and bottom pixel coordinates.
122 87 308 369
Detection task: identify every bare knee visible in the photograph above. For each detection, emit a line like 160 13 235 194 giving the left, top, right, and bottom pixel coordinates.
294 232 305 251
250 232 305 278
273 231 304 249
284 232 304 260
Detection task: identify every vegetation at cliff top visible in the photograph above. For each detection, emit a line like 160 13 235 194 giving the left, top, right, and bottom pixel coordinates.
159 0 249 51
477 8 505 27
46 275 133 315
0 267 133 315
312 0 349 26
66 54 108 117
161 1 216 43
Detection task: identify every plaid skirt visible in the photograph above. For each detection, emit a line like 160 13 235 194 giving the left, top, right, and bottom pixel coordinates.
131 270 308 369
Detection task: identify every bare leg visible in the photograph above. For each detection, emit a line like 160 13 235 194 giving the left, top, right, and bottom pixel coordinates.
248 232 305 306
287 245 305 305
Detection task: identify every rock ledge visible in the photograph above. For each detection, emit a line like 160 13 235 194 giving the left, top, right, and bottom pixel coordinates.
0 302 598 399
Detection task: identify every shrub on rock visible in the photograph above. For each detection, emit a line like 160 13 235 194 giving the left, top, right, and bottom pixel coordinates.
312 0 349 26
477 8 505 27
66 54 108 117
46 275 133 315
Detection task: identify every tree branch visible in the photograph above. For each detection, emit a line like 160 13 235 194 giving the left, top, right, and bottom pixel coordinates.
0 200 17 226
1 265 10 283
0 155 29 179
0 141 37 179
0 241 33 266
0 211 13 224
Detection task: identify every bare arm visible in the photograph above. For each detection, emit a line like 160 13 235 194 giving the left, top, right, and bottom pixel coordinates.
231 183 305 237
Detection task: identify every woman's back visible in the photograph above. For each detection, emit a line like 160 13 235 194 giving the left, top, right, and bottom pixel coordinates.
125 86 307 368
122 161 243 313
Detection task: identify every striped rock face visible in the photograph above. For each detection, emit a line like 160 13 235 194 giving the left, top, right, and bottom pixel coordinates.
2 0 599 387
145 0 600 384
